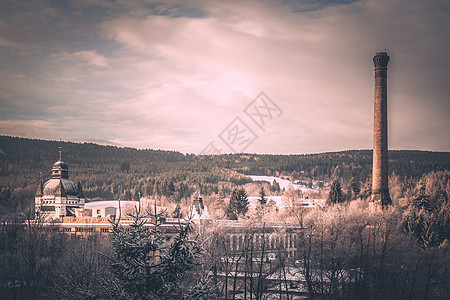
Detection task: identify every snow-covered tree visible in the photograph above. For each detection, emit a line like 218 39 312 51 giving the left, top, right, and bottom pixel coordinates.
226 188 249 220
109 202 210 299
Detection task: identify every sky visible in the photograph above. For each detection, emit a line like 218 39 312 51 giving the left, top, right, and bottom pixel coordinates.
0 0 449 154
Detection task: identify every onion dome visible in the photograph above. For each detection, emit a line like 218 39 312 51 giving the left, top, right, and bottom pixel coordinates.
43 178 79 196
42 150 79 196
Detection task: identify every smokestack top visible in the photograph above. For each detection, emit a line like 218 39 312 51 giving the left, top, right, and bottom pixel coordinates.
373 52 390 69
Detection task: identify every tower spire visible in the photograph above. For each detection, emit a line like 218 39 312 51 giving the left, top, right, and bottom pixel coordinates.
59 146 62 161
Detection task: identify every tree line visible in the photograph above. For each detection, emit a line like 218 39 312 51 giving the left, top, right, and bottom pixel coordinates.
1 135 449 216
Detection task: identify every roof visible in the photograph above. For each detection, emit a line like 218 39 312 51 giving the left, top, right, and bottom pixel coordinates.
43 178 78 196
53 160 68 170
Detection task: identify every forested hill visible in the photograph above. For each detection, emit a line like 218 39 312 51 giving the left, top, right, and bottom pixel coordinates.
1 135 449 201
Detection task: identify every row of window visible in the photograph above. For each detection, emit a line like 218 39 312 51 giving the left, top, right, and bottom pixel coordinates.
62 227 111 233
229 234 297 251
40 200 79 204
57 226 176 234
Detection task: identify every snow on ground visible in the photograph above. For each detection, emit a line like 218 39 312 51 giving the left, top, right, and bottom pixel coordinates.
248 175 326 209
248 196 283 209
249 175 310 192
85 200 138 209
248 196 325 210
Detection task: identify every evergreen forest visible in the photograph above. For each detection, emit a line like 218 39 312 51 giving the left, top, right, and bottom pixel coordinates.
1 135 449 214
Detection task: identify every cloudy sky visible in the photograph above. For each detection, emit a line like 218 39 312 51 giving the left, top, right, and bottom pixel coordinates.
0 0 449 154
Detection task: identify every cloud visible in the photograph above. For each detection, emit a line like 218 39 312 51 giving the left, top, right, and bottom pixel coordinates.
99 0 449 153
73 51 110 68
0 0 449 153
0 119 53 138
96 4 366 152
0 20 36 50
53 50 110 68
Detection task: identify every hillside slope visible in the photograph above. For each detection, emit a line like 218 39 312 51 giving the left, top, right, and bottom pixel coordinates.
1 136 448 209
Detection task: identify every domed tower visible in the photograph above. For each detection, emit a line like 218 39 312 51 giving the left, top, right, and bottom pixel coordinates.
35 149 85 218
51 155 69 179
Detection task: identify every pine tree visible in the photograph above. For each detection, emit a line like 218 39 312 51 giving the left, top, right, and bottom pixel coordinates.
258 186 267 206
271 180 281 193
347 177 360 200
226 188 249 220
215 189 226 209
167 180 175 198
413 184 431 210
109 203 206 299
349 177 360 195
328 178 344 204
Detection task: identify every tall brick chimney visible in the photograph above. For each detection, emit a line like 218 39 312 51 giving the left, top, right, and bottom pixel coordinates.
371 52 391 207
